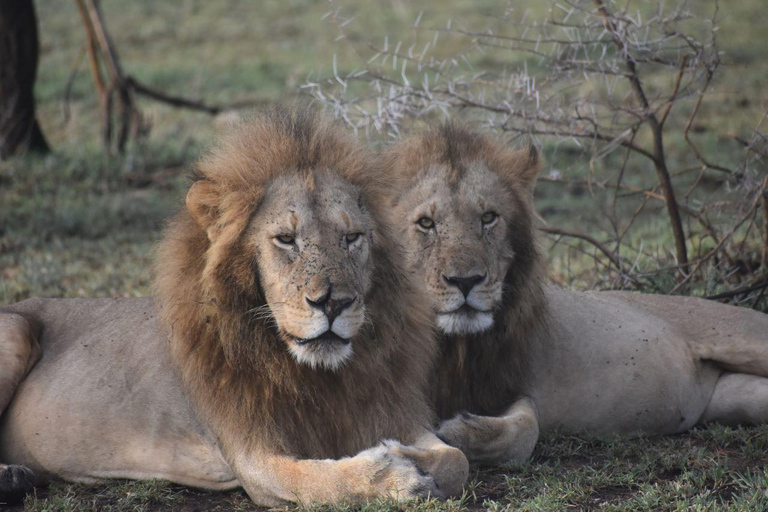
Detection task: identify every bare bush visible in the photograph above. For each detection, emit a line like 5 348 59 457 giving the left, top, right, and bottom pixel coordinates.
306 0 768 309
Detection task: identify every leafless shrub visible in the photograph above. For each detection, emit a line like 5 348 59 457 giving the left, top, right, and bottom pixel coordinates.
306 0 768 309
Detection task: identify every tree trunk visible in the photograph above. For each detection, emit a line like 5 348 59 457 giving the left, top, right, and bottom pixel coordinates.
0 0 50 158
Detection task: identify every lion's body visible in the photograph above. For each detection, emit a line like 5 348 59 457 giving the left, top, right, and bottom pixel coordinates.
388 124 768 465
429 283 768 465
0 297 236 488
0 108 469 506
527 287 768 435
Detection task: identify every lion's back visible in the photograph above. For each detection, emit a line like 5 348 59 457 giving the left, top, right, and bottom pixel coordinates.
0 297 232 485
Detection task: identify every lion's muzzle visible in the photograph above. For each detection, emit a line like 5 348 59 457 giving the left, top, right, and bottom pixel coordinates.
442 273 486 299
281 285 363 370
294 331 351 346
434 273 497 335
305 290 355 326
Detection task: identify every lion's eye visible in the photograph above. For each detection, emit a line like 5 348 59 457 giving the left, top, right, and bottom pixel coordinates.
417 217 435 230
481 211 498 226
276 234 295 245
345 232 362 244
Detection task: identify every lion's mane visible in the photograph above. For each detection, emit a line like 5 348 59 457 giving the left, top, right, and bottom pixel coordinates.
387 123 548 419
155 107 435 459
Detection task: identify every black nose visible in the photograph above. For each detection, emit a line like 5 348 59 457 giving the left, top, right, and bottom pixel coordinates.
306 291 355 324
443 274 486 298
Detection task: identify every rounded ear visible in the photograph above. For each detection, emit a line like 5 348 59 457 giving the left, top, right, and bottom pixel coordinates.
186 180 220 240
499 141 540 198
520 143 540 188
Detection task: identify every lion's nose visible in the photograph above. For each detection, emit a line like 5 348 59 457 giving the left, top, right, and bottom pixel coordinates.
442 274 486 298
306 290 355 324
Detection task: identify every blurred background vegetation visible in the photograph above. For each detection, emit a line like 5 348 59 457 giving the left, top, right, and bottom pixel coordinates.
5 0 532 302
2 0 767 308
2 1 768 509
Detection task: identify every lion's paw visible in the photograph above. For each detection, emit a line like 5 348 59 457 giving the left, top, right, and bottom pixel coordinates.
357 440 444 501
0 464 36 506
437 411 538 466
436 413 487 451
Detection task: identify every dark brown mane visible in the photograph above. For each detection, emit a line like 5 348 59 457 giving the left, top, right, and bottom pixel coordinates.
155 106 435 459
388 122 548 418
437 123 486 180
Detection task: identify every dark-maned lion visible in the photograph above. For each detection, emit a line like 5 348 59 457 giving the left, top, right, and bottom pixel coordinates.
0 108 468 506
384 123 768 465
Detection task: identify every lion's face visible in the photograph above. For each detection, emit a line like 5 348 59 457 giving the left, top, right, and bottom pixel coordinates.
387 127 540 337
392 164 523 335
248 170 374 369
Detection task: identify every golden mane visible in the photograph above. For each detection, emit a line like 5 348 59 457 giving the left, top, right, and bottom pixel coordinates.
385 123 548 418
154 107 436 459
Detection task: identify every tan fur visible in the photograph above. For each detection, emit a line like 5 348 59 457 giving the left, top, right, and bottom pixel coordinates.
386 123 768 466
155 106 438 459
152 107 468 503
384 124 545 419
0 109 469 506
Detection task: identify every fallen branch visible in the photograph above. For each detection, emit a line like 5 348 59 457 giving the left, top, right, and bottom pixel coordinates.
126 77 264 116
706 275 768 300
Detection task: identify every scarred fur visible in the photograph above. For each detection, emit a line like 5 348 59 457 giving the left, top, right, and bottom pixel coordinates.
154 107 437 459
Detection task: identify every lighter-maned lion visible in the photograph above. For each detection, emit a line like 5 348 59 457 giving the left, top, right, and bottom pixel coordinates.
384 123 768 466
0 108 468 506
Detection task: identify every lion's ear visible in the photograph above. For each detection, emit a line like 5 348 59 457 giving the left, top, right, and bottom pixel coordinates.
186 180 220 240
500 142 540 197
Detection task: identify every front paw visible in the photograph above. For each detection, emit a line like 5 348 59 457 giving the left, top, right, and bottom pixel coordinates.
436 412 481 452
437 411 538 466
357 440 444 501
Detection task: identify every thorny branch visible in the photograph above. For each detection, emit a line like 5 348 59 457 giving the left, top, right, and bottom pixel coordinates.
307 0 768 309
593 0 689 272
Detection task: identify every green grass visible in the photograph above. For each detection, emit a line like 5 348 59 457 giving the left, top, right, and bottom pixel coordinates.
3 0 768 510
15 426 768 511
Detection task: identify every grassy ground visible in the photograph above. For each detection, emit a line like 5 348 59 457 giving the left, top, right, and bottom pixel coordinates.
2 0 768 510
11 426 768 511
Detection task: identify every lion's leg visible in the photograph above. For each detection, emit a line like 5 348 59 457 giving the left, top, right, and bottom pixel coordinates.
0 313 42 505
696 334 768 379
655 296 768 378
229 439 467 506
614 291 768 377
436 397 540 466
0 313 41 415
699 372 768 426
